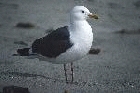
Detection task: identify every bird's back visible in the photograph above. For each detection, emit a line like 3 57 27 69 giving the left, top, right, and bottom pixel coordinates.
31 26 73 58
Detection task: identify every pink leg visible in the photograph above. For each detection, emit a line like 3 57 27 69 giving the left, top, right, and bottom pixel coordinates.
64 64 68 83
63 63 74 83
71 62 74 82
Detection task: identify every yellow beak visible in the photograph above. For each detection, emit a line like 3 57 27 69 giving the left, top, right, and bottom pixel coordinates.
88 13 99 19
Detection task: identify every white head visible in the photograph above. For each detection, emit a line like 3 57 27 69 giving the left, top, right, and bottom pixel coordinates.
70 6 98 21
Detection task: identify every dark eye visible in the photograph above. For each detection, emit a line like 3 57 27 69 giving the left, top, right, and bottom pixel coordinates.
82 10 84 13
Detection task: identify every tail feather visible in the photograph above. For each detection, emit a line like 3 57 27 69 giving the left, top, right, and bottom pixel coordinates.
17 48 30 56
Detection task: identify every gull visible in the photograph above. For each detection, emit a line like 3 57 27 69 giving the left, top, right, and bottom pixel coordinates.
17 6 98 83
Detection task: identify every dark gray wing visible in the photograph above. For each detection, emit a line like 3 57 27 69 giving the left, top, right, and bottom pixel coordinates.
31 26 73 58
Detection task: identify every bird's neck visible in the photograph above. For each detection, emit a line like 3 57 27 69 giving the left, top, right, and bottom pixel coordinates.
69 20 90 32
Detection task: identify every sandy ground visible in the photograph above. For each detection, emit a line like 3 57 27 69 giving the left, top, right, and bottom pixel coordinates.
0 0 140 93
